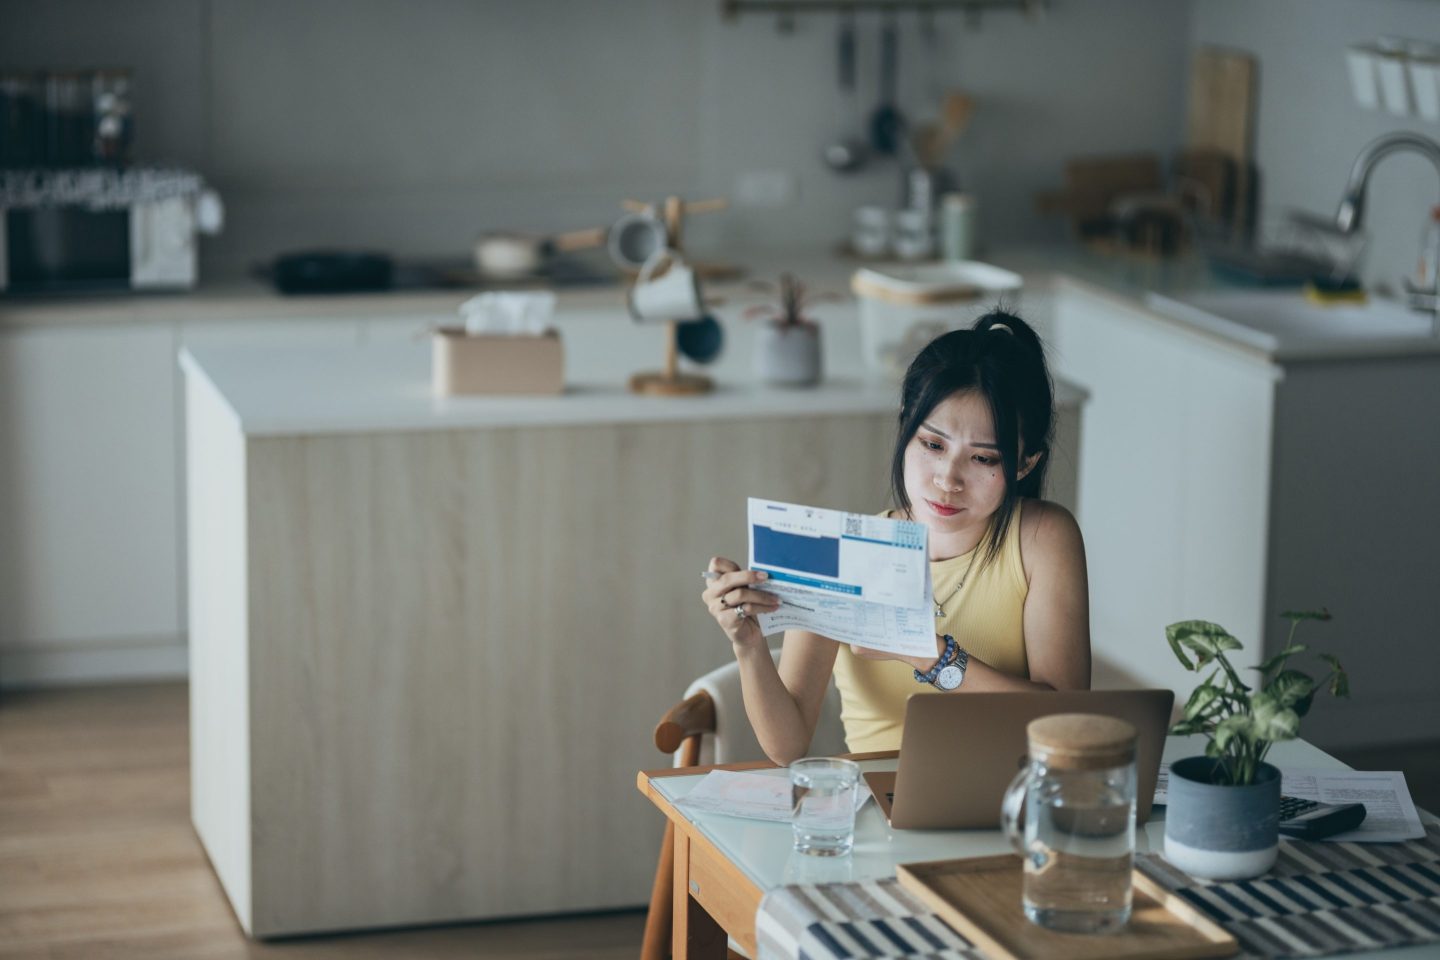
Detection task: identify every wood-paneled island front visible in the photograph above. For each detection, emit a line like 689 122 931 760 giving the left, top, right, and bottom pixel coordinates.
180 302 1083 937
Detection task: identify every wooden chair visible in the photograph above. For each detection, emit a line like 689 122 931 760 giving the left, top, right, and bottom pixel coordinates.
641 655 847 960
641 689 718 960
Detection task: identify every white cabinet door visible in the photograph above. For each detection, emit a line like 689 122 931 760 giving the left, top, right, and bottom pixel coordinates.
1051 282 1278 693
0 322 182 647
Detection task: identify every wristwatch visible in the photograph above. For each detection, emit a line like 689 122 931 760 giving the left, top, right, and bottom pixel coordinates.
933 645 970 691
915 634 958 687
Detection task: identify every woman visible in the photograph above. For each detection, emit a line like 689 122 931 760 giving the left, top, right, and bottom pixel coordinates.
702 311 1090 764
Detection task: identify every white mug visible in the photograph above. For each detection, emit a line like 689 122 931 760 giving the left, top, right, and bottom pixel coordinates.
628 249 703 323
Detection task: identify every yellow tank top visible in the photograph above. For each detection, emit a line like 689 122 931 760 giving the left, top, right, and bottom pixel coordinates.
830 501 1030 753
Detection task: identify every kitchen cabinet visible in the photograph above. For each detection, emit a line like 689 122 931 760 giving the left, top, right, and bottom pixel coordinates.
179 338 1089 935
1042 276 1280 695
0 321 184 684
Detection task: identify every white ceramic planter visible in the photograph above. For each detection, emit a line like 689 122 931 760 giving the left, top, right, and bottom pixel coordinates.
754 323 822 387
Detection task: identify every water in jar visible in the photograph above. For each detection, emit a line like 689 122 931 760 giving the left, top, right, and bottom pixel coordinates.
1021 765 1135 934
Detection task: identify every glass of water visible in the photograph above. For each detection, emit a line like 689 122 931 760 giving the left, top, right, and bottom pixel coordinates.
789 757 859 857
1001 714 1137 934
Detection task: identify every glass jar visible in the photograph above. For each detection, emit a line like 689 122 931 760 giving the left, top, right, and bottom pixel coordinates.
1001 713 1137 935
91 70 133 166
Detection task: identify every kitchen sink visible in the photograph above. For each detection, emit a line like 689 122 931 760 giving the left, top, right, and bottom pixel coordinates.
1146 289 1436 352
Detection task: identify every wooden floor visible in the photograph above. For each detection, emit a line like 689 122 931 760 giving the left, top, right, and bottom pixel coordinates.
0 683 647 960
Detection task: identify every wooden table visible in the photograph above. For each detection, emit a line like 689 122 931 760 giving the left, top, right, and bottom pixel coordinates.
638 737 1436 960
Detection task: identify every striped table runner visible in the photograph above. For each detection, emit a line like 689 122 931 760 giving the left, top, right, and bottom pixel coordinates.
754 822 1440 960
1137 822 1440 958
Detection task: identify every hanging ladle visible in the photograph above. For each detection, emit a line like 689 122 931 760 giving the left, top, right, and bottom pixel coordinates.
823 12 869 173
868 12 905 156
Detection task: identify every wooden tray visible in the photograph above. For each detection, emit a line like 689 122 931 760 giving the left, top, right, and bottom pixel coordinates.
896 854 1236 960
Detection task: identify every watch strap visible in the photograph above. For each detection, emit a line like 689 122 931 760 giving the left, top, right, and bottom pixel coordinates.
914 634 956 685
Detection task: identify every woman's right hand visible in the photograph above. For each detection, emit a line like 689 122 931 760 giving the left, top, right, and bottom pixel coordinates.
702 556 780 649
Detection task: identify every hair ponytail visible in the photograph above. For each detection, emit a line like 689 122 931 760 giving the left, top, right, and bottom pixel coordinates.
890 308 1055 566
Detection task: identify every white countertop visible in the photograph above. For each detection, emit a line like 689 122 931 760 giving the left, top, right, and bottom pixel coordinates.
179 290 1086 436
11 247 1439 365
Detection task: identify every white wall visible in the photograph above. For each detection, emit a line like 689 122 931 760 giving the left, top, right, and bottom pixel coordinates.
1189 0 1440 290
1 0 1191 274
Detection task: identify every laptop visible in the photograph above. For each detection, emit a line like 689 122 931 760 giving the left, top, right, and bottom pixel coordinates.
863 689 1174 829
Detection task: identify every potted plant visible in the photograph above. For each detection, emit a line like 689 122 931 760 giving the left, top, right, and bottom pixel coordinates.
745 273 834 387
1163 610 1349 880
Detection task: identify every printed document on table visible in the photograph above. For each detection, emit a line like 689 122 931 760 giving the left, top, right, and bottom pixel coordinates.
747 498 935 659
1280 769 1425 842
1154 764 1425 842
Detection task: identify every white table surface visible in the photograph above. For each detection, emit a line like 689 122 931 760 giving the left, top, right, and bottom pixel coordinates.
651 735 1438 959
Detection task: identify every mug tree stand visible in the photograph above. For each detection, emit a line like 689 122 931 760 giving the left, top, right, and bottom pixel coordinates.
626 195 723 397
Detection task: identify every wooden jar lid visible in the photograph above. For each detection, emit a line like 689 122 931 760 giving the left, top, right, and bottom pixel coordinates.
1026 713 1136 770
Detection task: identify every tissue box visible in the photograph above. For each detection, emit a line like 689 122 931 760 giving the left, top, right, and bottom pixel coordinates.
432 329 564 396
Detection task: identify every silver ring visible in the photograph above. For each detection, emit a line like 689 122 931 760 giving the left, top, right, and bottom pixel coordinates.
735 605 747 621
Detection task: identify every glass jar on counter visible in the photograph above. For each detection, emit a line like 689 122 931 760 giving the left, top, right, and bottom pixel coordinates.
91 69 132 166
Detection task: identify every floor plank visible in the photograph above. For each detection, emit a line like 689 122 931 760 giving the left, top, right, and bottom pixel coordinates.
0 683 646 960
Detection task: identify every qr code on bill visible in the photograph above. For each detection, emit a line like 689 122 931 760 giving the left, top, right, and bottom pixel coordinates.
844 515 863 538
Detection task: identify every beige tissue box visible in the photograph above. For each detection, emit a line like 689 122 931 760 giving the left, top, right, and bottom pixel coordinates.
431 328 564 396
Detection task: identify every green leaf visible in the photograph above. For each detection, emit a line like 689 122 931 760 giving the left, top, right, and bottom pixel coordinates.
1204 738 1223 759
1165 622 1195 671
1280 608 1332 623
1183 683 1221 721
1213 713 1253 752
1265 669 1316 709
1318 653 1351 698
1250 694 1301 744
1169 717 1210 736
1168 620 1242 652
1257 644 1308 676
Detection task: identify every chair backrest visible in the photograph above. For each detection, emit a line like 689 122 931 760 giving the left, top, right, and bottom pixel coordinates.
677 647 847 766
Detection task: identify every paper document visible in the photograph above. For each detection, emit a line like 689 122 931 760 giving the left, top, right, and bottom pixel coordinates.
1154 764 1424 842
747 498 936 659
675 769 870 823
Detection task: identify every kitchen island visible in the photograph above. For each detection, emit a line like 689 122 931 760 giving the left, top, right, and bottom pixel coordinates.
180 295 1084 937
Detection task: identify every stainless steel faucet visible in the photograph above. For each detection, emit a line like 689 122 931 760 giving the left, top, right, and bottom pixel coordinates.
1330 132 1440 318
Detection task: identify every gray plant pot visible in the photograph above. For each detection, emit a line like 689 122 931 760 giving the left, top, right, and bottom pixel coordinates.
1164 756 1280 880
755 323 822 387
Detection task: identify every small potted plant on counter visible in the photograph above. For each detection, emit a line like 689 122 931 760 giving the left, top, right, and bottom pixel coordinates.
746 273 835 387
1163 610 1349 880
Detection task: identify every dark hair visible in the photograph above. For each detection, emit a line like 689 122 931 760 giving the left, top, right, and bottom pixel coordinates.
889 309 1055 567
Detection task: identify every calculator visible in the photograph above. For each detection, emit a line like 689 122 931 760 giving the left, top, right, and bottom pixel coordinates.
1278 795 1367 840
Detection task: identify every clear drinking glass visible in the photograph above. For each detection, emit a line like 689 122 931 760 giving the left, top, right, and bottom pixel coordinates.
789 757 859 857
1001 714 1137 935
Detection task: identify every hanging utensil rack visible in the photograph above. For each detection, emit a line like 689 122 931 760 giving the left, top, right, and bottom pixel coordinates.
721 0 1045 25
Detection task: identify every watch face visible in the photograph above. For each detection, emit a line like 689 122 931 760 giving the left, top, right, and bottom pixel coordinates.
936 664 963 690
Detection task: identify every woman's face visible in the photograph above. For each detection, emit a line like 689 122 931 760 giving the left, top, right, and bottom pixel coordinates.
902 389 1018 541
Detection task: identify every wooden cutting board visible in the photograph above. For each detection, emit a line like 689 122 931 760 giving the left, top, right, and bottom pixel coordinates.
1187 48 1256 161
1187 47 1257 237
897 854 1238 960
